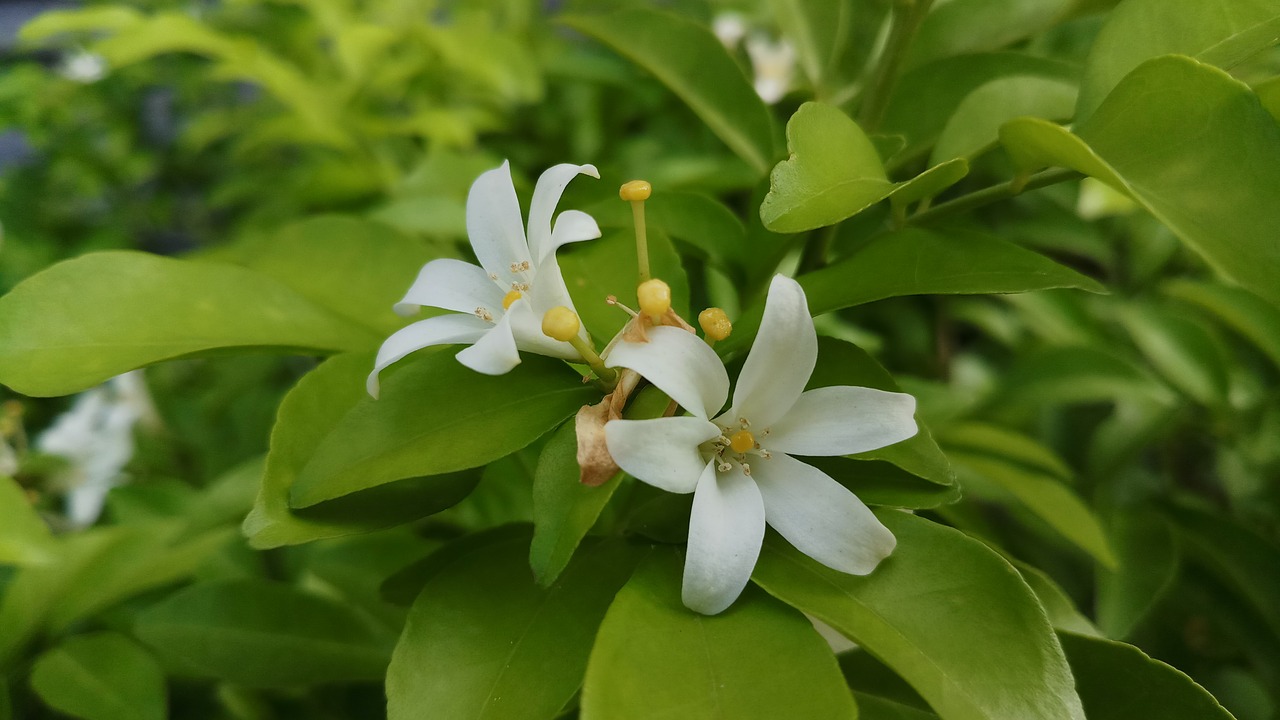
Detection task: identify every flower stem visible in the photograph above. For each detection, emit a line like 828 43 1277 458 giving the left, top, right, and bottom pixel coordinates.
908 168 1083 226
631 199 650 283
857 0 935 132
570 336 618 388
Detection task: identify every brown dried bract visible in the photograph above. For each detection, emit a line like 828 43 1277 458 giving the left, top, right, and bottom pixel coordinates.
575 368 641 486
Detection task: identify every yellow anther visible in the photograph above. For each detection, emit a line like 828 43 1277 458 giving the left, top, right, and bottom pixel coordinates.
542 306 581 342
502 290 523 310
619 180 652 202
698 308 732 341
729 429 756 454
637 278 672 321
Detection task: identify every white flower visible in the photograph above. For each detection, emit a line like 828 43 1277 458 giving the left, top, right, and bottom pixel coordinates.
745 35 796 105
367 161 601 397
712 12 749 48
37 371 156 528
59 51 107 84
604 275 917 614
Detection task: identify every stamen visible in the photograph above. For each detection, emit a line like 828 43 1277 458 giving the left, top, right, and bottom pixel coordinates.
741 462 752 476
474 307 494 322
620 179 653 283
718 461 732 472
606 295 640 318
738 418 750 429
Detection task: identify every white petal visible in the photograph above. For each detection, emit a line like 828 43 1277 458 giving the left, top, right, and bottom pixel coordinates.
528 254 584 331
527 163 599 263
467 161 533 285
683 462 766 615
604 417 720 494
766 386 918 457
726 275 817 429
367 314 490 397
456 309 521 375
537 210 601 265
752 452 896 575
605 326 729 420
392 258 505 317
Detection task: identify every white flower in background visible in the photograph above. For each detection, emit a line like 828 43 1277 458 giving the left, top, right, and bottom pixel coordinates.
368 161 601 397
745 34 796 105
604 275 917 614
712 12 748 47
37 371 157 528
58 50 107 84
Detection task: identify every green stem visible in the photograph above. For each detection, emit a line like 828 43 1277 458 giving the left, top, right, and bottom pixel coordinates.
908 168 1083 226
570 336 618 388
630 200 650 283
857 0 935 132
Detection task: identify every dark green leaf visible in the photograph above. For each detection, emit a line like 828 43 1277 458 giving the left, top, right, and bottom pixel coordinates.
29 633 165 720
990 346 1173 409
1117 302 1231 407
560 229 689 342
1095 510 1179 640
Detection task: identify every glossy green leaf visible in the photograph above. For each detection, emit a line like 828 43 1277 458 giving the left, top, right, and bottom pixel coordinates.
753 511 1086 720
1165 280 1280 370
1013 562 1101 637
647 192 748 273
1002 56 1280 308
388 530 641 720
909 0 1076 68
1058 632 1236 719
582 550 857 720
1095 510 1179 640
0 251 374 397
135 579 388 687
760 103 968 232
290 352 594 507
238 216 439 336
1076 0 1280 120
563 9 777 174
1117 303 1231 407
560 229 689 342
930 76 1077 164
0 477 54 565
856 693 941 720
29 633 165 720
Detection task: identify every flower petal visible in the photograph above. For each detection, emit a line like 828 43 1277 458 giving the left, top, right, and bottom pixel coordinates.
507 296 580 360
392 258 505 317
537 210 601 265
527 163 599 262
751 452 896 575
367 314 490 397
605 326 729 419
467 161 533 285
455 309 521 375
766 386 918 457
683 462 766 615
726 275 817 429
604 417 720 494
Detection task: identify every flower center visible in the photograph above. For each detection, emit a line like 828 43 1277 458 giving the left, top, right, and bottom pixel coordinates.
707 419 771 476
728 429 755 453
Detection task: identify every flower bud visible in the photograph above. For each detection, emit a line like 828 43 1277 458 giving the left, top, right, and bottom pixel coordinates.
542 306 581 341
619 180 652 202
698 308 732 341
637 278 672 321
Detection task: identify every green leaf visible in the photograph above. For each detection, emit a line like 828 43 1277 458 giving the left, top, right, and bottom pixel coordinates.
808 457 962 509
18 7 143 41
238 216 439 336
1013 562 1101 637
909 0 1076 68
29 633 165 720
753 512 1085 720
1116 302 1231 407
560 229 689 342
387 530 641 720
939 423 1073 482
951 452 1117 568
930 76 1077 164
760 103 969 232
0 252 374 397
1076 0 1280 120
290 352 595 507
0 477 54 565
563 9 777 175
1164 280 1280 370
769 0 850 96
990 346 1173 409
134 579 388 687
1001 56 1280 308
582 550 857 720
1095 510 1179 640
1058 632 1236 719
855 693 941 720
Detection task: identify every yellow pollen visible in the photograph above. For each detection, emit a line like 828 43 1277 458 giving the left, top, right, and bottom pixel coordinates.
542 306 581 341
502 290 523 309
619 180 652 201
637 278 671 320
729 429 756 454
698 308 732 341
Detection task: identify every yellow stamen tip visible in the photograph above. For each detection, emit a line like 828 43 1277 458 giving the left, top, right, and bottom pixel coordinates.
698 308 732 341
637 278 672 320
619 180 652 202
502 290 523 310
542 306 581 342
729 429 755 454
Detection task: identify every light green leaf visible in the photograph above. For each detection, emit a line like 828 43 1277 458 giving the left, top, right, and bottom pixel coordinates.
560 229 689 342
939 423 1073 482
582 550 857 720
760 103 969 232
909 0 1076 68
387 530 641 720
1164 280 1280 370
1076 0 1280 120
135 579 388 687
753 511 1085 720
1058 632 1236 719
1001 56 1280 308
29 633 165 720
1096 510 1179 640
563 9 777 174
0 477 54 565
930 76 1077 165
18 7 142 41
0 252 374 397
290 352 595 507
1117 302 1231 407
1013 562 1101 637
855 693 941 720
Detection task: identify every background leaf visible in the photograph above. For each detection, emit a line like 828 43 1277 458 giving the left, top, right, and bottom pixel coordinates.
0 477 54 565
29 633 165 720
